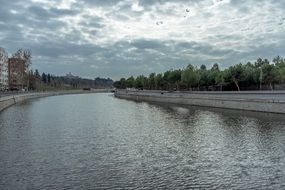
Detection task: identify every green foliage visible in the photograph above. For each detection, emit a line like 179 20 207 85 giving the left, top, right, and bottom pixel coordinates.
114 56 285 91
181 64 200 90
126 76 135 88
273 56 285 84
200 64 207 71
29 70 113 91
262 64 278 90
198 67 209 87
148 73 156 90
42 72 47 84
273 56 285 67
254 58 269 68
135 75 147 89
224 63 247 91
155 73 163 90
208 63 221 86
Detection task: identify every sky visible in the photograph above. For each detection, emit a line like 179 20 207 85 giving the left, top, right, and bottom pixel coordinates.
0 0 284 80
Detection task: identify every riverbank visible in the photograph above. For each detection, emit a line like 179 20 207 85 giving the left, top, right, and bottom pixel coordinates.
114 90 285 114
0 89 110 112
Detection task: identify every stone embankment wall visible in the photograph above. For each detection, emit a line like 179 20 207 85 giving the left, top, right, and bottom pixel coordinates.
115 90 285 114
0 90 109 112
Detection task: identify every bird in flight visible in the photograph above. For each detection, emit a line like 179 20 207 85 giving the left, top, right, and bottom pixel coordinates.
156 21 163 25
184 8 190 18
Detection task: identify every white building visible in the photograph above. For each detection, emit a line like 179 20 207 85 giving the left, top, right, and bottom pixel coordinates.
0 56 8 90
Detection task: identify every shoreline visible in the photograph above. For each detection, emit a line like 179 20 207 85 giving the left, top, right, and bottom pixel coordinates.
0 89 110 112
114 90 285 114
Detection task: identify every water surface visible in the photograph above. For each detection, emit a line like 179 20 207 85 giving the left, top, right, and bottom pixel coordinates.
1 93 285 189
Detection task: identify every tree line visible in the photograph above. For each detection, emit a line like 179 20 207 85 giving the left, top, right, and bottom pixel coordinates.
114 56 285 91
27 70 114 91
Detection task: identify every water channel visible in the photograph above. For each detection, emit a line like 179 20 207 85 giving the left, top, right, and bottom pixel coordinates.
1 93 285 189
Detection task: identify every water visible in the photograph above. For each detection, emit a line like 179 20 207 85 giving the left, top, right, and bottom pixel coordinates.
0 93 285 189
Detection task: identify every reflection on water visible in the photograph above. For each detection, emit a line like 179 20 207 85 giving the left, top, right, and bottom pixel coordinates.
0 93 285 189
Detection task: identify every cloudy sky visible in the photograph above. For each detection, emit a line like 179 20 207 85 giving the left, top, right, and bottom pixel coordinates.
1 0 284 79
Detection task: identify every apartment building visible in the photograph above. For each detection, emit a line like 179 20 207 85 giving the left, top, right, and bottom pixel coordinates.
8 58 26 90
0 57 8 90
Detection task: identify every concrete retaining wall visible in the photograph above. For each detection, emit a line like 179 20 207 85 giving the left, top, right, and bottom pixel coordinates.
115 90 285 114
0 90 106 112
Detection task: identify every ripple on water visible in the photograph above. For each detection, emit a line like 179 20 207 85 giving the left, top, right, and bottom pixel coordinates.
0 93 285 189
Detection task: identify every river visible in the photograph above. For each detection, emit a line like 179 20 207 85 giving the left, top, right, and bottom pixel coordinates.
0 93 285 189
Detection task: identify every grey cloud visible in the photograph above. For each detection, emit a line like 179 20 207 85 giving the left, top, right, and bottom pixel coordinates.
49 8 79 16
78 0 120 7
100 39 237 72
0 0 284 79
28 6 79 19
30 40 105 58
124 39 235 58
79 17 105 29
229 0 285 13
138 0 197 7
28 6 50 18
130 39 166 50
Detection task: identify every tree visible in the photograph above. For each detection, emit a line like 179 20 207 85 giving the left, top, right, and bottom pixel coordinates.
113 78 127 89
42 73 47 84
126 76 135 88
114 56 285 91
211 63 220 71
119 78 127 89
200 64 207 71
276 66 285 83
135 75 148 89
242 63 259 87
273 56 285 83
154 73 163 90
113 81 121 89
163 70 171 90
224 64 245 91
181 64 200 90
148 73 156 90
254 58 269 68
28 70 36 90
215 72 226 91
198 66 209 89
274 57 285 83
34 69 40 78
166 70 181 90
13 49 32 68
12 49 32 89
273 56 285 68
47 74 51 84
254 58 270 90
207 63 221 87
262 64 278 90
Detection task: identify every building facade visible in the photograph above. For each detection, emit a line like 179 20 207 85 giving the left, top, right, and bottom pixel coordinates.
8 58 26 90
0 57 8 90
